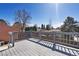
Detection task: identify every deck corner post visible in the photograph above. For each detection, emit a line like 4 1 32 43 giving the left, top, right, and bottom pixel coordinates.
8 32 15 48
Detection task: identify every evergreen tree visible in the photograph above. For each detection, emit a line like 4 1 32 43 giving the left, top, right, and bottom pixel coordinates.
41 24 45 29
33 24 37 31
46 24 50 30
61 16 79 32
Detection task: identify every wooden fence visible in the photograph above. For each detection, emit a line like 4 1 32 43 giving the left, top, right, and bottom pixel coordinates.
13 31 79 48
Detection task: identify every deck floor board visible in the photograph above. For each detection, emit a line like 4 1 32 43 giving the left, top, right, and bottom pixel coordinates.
0 39 67 56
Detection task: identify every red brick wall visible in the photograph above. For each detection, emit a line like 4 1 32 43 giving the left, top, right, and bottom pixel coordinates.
0 22 21 42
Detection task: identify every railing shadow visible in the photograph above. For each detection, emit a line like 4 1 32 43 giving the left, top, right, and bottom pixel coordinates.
14 32 79 56
28 38 79 56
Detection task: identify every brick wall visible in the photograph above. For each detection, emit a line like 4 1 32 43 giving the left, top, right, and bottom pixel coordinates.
0 21 21 42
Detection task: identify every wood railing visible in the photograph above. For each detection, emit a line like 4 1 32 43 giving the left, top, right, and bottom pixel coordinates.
13 31 79 48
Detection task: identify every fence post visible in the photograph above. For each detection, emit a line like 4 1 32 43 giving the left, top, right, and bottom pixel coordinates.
12 32 15 47
39 32 41 41
29 30 32 38
53 32 56 50
8 32 15 48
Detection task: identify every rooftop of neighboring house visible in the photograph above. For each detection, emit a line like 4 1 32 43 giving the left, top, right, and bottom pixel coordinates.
0 19 8 25
73 22 79 27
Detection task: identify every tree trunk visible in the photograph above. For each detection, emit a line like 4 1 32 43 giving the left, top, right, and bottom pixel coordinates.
22 23 25 32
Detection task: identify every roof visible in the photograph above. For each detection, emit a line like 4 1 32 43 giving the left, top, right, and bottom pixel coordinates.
0 19 7 25
13 22 21 25
73 23 79 27
0 19 11 28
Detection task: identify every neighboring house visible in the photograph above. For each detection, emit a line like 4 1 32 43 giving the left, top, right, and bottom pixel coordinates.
11 22 22 40
12 22 22 32
0 19 10 42
0 19 22 43
73 22 79 27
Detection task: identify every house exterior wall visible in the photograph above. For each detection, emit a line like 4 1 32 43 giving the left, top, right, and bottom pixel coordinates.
0 21 21 42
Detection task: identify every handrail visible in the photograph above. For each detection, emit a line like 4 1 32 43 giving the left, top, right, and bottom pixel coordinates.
13 31 79 49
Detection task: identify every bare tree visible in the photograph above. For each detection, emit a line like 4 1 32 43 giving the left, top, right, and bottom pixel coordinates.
15 9 32 32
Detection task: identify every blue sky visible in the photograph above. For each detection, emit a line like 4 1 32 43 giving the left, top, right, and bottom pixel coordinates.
0 3 79 28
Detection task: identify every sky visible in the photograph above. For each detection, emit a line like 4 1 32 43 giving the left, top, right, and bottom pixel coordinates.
0 3 79 28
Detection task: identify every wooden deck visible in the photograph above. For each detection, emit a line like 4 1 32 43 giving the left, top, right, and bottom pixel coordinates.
0 39 67 56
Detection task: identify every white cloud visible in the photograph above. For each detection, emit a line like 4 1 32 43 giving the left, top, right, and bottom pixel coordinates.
28 23 34 26
28 22 63 28
53 22 63 28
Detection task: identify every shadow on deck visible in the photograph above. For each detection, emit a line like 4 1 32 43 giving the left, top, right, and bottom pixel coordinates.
28 38 79 56
0 39 67 56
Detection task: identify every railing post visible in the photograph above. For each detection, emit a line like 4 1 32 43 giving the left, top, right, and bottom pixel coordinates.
53 32 56 50
29 30 32 38
8 32 15 48
12 32 15 47
77 34 79 48
65 34 67 43
39 32 41 41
